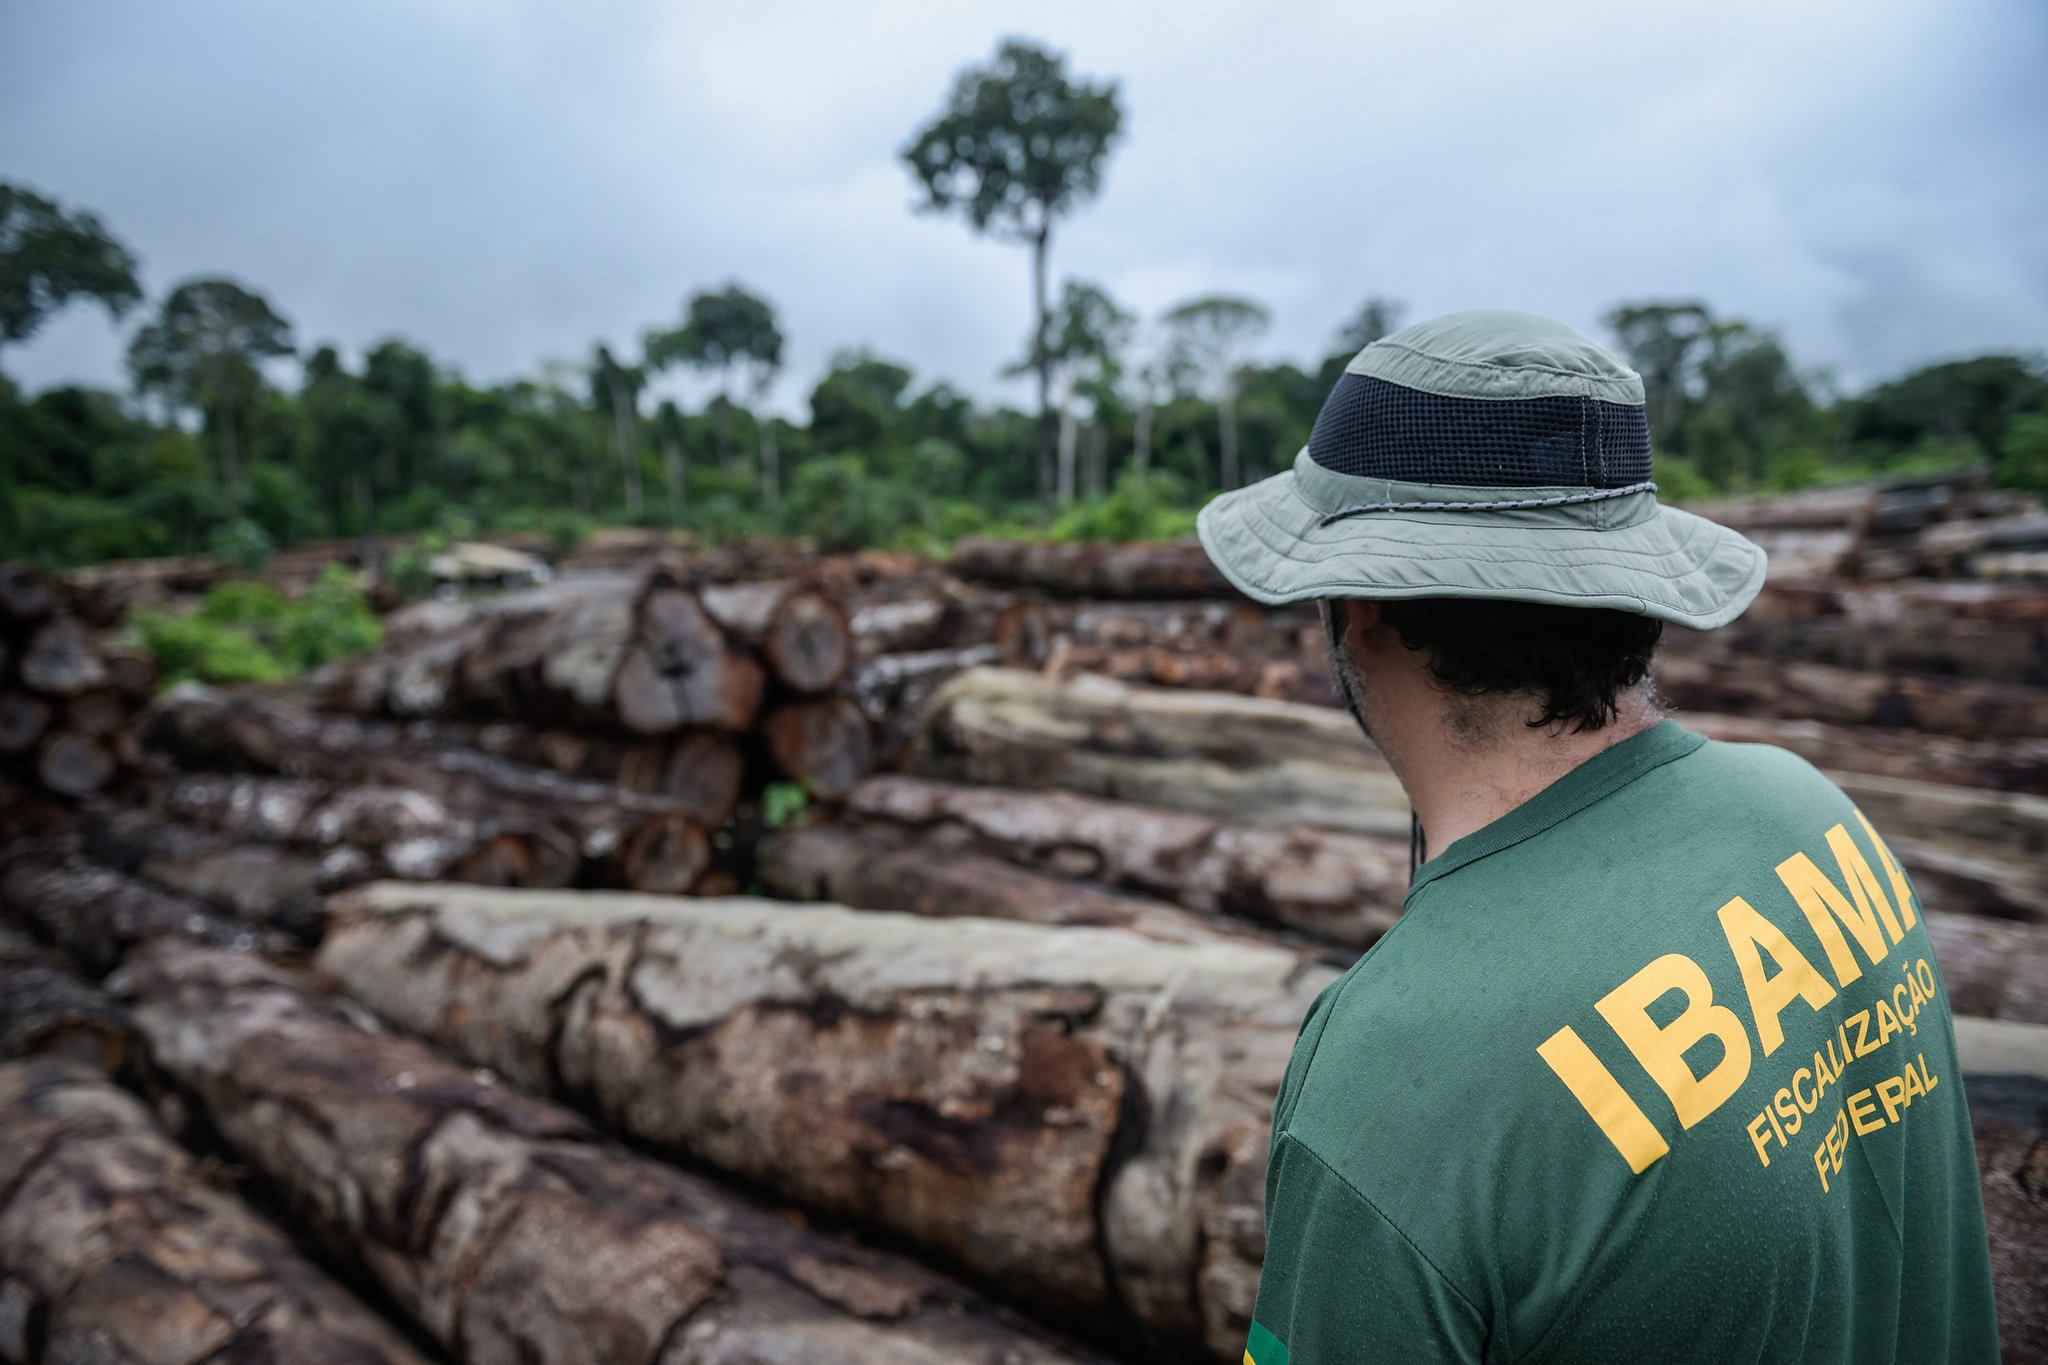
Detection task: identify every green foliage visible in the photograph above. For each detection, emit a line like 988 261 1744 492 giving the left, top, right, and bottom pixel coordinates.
207 517 273 574
761 781 812 830
1999 413 2048 496
1048 468 1198 542
132 565 382 687
0 181 143 346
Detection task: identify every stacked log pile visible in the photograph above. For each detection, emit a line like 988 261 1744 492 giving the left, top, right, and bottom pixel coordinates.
6 484 2048 1359
1 562 156 826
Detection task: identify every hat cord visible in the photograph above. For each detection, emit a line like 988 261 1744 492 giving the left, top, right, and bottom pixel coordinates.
1318 480 1658 528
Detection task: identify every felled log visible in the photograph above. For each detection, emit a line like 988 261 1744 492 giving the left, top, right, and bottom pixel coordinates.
124 943 1104 1365
1654 654 2048 739
844 774 1407 949
1965 1075 2048 1362
949 537 1233 598
997 598 1315 665
850 644 1003 769
0 926 137 1071
763 696 874 799
608 574 767 733
916 666 1411 837
35 731 116 797
157 773 590 890
324 567 767 733
0 847 284 976
0 692 50 755
701 580 853 693
1680 712 2048 795
1038 640 1342 708
1928 914 2048 1026
320 882 1338 1358
0 562 59 627
434 721 747 826
0 1055 431 1365
148 688 717 884
83 808 335 938
1666 579 2048 686
17 617 109 696
755 824 1318 956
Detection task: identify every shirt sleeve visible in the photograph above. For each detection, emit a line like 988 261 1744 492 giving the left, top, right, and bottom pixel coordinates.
1247 1131 1488 1365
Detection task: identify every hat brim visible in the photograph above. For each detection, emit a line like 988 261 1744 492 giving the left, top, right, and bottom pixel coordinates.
1196 454 1766 630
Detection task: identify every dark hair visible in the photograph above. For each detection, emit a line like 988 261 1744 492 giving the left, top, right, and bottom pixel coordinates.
1375 599 1662 733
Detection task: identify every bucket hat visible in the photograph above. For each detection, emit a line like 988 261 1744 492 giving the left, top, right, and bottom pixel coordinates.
1195 309 1765 629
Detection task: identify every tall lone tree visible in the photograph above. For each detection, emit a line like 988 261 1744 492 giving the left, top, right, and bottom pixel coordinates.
0 181 142 349
127 277 294 490
591 344 645 519
1008 279 1133 505
902 39 1123 515
645 284 784 479
1162 294 1270 491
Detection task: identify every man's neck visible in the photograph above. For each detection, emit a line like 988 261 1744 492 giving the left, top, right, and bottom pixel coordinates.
1382 693 1663 857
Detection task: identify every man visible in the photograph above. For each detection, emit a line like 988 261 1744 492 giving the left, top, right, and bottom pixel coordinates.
1197 310 1999 1363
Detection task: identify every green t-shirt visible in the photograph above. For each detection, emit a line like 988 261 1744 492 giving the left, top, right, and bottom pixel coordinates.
1248 720 1999 1364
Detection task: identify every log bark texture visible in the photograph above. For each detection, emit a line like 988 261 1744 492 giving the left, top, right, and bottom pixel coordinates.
123 942 1105 1365
915 667 1411 837
844 774 1407 949
0 1055 431 1365
700 580 853 693
0 926 139 1073
948 538 1232 598
763 696 874 799
1654 654 2048 739
318 882 1338 1359
1927 913 2048 1026
82 808 337 937
755 824 1323 957
1965 1075 2048 1364
149 689 714 890
0 848 280 976
1679 712 2048 796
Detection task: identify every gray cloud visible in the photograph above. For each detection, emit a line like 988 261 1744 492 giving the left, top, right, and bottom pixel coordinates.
2 0 2043 415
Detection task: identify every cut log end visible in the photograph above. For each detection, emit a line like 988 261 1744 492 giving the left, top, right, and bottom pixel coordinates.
765 698 874 800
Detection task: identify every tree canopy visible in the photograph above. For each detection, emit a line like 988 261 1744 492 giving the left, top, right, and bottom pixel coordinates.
0 181 143 347
126 277 295 489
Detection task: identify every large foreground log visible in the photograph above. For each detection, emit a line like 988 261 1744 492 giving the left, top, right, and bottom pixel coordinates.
123 943 1103 1365
0 1055 429 1365
320 882 1337 1359
845 774 1407 949
755 824 1320 956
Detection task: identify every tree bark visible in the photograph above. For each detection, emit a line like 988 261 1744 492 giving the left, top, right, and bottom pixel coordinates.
763 696 874 799
947 539 1233 598
610 379 642 520
148 688 717 882
319 882 1336 1359
0 1055 432 1365
1032 221 1055 518
83 808 334 938
916 666 1411 837
0 926 139 1074
1926 913 2048 1025
19 618 108 696
1056 384 1078 507
0 847 287 976
1679 712 2048 795
124 942 1106 1365
755 824 1322 957
431 720 747 826
661 427 687 522
1970 1075 2048 1363
699 581 852 693
845 774 1406 950
1217 389 1238 491
35 731 117 797
1654 654 2048 739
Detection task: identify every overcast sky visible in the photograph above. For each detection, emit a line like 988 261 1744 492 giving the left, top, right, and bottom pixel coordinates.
3 0 2044 415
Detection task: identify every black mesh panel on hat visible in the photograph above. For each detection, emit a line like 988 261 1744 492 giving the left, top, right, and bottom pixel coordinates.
1307 373 1653 488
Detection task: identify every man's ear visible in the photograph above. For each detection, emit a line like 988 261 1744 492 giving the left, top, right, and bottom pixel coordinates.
1344 599 1383 648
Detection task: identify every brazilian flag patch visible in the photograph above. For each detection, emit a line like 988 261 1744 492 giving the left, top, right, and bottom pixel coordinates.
1245 1320 1290 1365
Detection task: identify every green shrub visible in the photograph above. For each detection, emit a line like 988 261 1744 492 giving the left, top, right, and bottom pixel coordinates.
132 565 382 687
